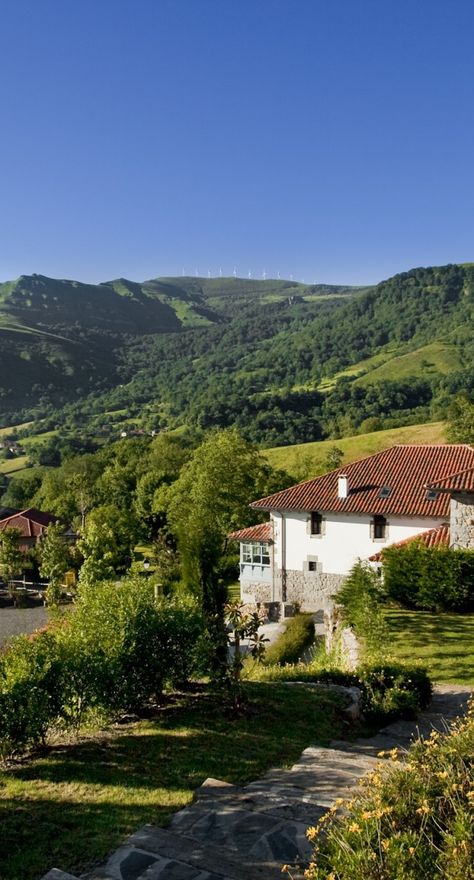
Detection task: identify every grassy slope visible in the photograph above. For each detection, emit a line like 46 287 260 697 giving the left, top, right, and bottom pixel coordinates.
0 683 343 880
385 609 474 685
264 421 447 479
319 340 463 391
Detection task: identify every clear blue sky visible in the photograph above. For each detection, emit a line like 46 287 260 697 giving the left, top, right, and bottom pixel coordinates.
1 0 473 285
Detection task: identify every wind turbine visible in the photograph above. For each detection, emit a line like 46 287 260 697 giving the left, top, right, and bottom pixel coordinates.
262 269 266 281
233 266 237 278
219 267 222 277
248 270 252 279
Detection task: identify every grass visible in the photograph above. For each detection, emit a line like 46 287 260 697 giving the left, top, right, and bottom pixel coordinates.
264 421 447 479
0 683 343 880
0 455 29 474
355 340 463 386
318 339 463 391
384 609 474 685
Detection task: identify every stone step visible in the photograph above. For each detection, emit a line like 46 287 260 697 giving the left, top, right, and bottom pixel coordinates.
190 787 327 826
168 800 314 863
88 825 288 880
41 871 81 880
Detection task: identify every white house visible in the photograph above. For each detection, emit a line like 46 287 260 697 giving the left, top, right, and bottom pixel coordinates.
230 444 474 613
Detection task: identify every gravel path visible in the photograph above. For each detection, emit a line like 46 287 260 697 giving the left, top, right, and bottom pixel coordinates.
0 606 49 647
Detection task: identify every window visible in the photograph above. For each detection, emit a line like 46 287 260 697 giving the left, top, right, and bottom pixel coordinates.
310 512 323 535
372 515 387 540
241 542 270 566
308 561 317 572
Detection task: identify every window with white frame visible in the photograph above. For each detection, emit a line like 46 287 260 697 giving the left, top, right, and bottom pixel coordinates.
241 542 271 566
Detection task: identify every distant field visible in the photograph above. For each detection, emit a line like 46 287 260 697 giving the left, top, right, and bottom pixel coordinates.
355 341 463 386
264 421 447 479
0 455 29 475
319 340 463 391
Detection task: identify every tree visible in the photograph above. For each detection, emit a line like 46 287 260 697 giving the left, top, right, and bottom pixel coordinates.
162 429 285 674
38 522 72 606
447 395 474 444
77 505 136 587
0 527 23 590
324 445 344 471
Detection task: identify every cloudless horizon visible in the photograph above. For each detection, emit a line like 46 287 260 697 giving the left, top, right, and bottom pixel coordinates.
1 0 474 287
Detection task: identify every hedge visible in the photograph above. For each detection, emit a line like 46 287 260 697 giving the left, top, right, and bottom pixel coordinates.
264 613 315 666
382 543 474 611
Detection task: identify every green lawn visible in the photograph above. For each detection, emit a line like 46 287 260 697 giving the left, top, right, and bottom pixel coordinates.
0 683 343 880
384 609 474 685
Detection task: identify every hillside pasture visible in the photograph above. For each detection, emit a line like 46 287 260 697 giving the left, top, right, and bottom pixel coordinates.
264 421 447 480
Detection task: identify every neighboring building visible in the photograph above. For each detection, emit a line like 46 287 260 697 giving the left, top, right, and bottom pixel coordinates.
230 445 474 613
0 507 69 552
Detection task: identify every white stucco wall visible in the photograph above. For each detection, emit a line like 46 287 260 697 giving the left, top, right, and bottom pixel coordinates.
270 510 445 575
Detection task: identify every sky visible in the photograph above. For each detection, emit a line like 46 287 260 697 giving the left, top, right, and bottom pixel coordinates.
1 0 474 286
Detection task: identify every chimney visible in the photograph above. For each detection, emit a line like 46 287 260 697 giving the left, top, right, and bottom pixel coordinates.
338 474 349 499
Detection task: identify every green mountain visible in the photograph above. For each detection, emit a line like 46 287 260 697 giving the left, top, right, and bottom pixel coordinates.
0 264 472 445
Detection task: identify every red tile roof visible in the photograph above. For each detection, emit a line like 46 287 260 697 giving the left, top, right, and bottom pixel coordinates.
427 466 474 493
228 522 273 542
369 523 450 561
0 507 59 538
251 445 474 518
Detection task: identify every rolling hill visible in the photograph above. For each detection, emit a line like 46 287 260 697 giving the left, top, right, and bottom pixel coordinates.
0 263 472 446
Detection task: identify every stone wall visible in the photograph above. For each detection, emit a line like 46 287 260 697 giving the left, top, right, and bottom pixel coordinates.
240 581 273 604
450 493 474 549
273 568 345 612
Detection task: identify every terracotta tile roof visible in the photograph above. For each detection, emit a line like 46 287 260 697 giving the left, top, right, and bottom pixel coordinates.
0 507 59 538
228 522 273 542
427 466 474 493
369 523 450 561
251 445 474 518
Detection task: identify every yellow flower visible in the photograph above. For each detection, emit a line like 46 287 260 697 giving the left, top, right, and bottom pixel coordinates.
349 822 362 833
408 847 415 855
416 801 432 815
382 839 390 851
306 826 319 841
361 810 374 820
436 771 448 780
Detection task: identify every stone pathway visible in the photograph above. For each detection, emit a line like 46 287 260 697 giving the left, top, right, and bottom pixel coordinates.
41 684 472 880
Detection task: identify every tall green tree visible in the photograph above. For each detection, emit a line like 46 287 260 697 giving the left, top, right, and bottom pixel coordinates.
447 395 474 444
38 522 72 606
0 527 23 589
162 429 287 673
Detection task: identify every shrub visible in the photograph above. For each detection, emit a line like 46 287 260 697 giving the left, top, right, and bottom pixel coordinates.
382 543 474 611
358 663 432 720
0 630 62 759
0 578 204 758
264 613 315 666
336 561 388 660
247 658 432 722
301 698 474 880
59 579 204 717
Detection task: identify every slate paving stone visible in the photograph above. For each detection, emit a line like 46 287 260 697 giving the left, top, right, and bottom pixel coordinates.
42 685 472 880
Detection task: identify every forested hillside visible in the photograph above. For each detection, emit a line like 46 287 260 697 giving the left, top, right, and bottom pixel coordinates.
0 264 473 446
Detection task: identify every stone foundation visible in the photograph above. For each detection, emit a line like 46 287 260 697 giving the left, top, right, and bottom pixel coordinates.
240 582 273 604
450 493 474 549
274 569 345 612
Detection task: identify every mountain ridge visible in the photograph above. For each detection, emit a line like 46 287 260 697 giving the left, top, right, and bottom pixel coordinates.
0 264 472 445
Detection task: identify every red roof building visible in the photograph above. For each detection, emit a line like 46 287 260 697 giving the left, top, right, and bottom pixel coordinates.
0 507 62 552
231 444 474 613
